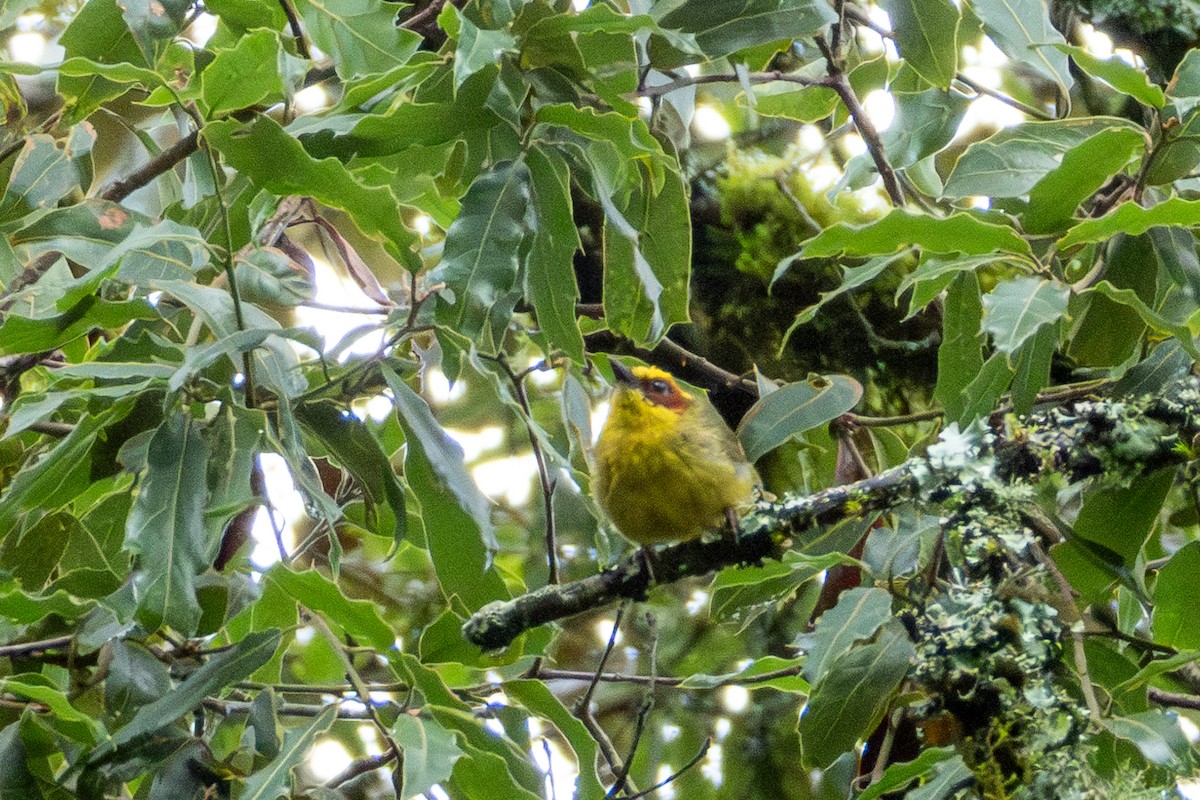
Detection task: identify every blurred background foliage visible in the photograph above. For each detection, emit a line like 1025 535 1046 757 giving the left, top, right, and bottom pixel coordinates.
5 0 1200 798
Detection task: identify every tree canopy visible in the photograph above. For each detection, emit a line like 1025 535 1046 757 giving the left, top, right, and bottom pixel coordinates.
4 0 1200 798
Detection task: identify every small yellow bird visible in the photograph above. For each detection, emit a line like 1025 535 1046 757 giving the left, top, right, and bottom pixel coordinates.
592 361 759 547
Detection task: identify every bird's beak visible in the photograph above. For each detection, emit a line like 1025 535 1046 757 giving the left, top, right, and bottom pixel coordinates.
611 360 638 387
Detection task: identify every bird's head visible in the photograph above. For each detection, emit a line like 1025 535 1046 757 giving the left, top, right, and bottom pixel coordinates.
610 361 693 415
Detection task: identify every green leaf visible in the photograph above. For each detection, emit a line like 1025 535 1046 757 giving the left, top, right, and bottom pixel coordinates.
750 84 839 122
453 9 517 88
525 147 584 363
391 715 464 798
658 0 837 58
1089 280 1200 360
943 118 1137 199
201 30 284 117
124 412 211 635
679 656 810 692
856 747 956 800
0 128 95 229
1067 232 1157 368
1052 44 1165 108
736 374 862 463
506 680 605 800
266 565 395 651
383 368 509 610
56 0 149 122
434 159 531 344
801 587 893 684
797 621 913 769
294 0 422 79
782 253 905 328
964 0 1071 93
799 209 1034 262
881 88 970 169
980 276 1069 355
2 679 102 744
1024 127 1145 234
240 704 338 800
1009 322 1055 415
709 550 848 627
295 401 407 544
906 755 973 799
1152 541 1200 650
0 296 157 356
601 163 691 346
1103 711 1194 771
535 105 665 187
879 0 960 88
204 115 420 270
935 272 985 422
1052 468 1173 603
1059 197 1200 249
1114 340 1192 398
95 629 282 760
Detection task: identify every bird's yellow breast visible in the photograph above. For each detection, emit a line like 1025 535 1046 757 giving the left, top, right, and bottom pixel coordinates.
592 386 755 545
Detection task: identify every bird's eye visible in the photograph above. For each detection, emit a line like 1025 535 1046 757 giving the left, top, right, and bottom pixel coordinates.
649 379 670 394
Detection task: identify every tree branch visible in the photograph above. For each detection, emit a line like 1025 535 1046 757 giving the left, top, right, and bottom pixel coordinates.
464 381 1200 650
97 131 201 203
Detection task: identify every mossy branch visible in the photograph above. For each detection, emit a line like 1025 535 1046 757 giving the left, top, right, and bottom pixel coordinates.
463 379 1200 650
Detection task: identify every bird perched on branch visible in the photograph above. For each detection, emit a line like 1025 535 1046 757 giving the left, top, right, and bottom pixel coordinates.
592 361 759 549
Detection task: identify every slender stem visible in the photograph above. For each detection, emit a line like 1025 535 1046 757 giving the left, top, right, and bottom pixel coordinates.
97 130 200 203
826 71 904 206
278 0 311 59
327 751 397 788
608 613 657 797
954 74 1054 121
1149 688 1200 711
1033 543 1104 726
576 604 626 717
0 635 73 658
203 697 374 719
623 739 710 800
236 680 410 694
639 70 819 99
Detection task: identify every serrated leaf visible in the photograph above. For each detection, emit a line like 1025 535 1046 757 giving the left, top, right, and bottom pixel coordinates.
95 629 282 761
525 148 584 363
266 565 395 651
383 368 509 610
295 401 407 544
658 0 837 58
506 680 605 800
943 118 1137 199
1152 541 1200 650
1104 711 1194 771
1052 43 1165 108
964 0 1071 93
205 116 420 270
240 704 338 800
1024 127 1145 234
435 159 530 344
980 276 1069 355
201 30 283 116
799 209 1034 262
391 714 464 798
797 621 913 769
600 163 691 347
880 0 960 88
801 587 893 684
737 374 862 462
1059 197 1200 249
294 0 422 79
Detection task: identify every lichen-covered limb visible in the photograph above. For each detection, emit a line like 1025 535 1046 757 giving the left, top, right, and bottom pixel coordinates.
462 381 1200 650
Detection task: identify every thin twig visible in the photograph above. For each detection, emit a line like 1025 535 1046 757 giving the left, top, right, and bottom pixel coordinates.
608 613 657 797
576 605 626 717
97 130 200 203
1149 688 1200 711
326 751 398 788
236 680 409 694
0 635 73 658
400 0 451 29
277 0 311 59
202 697 374 719
825 70 904 205
638 70 820 99
1033 542 1104 725
623 739 710 800
490 355 560 585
